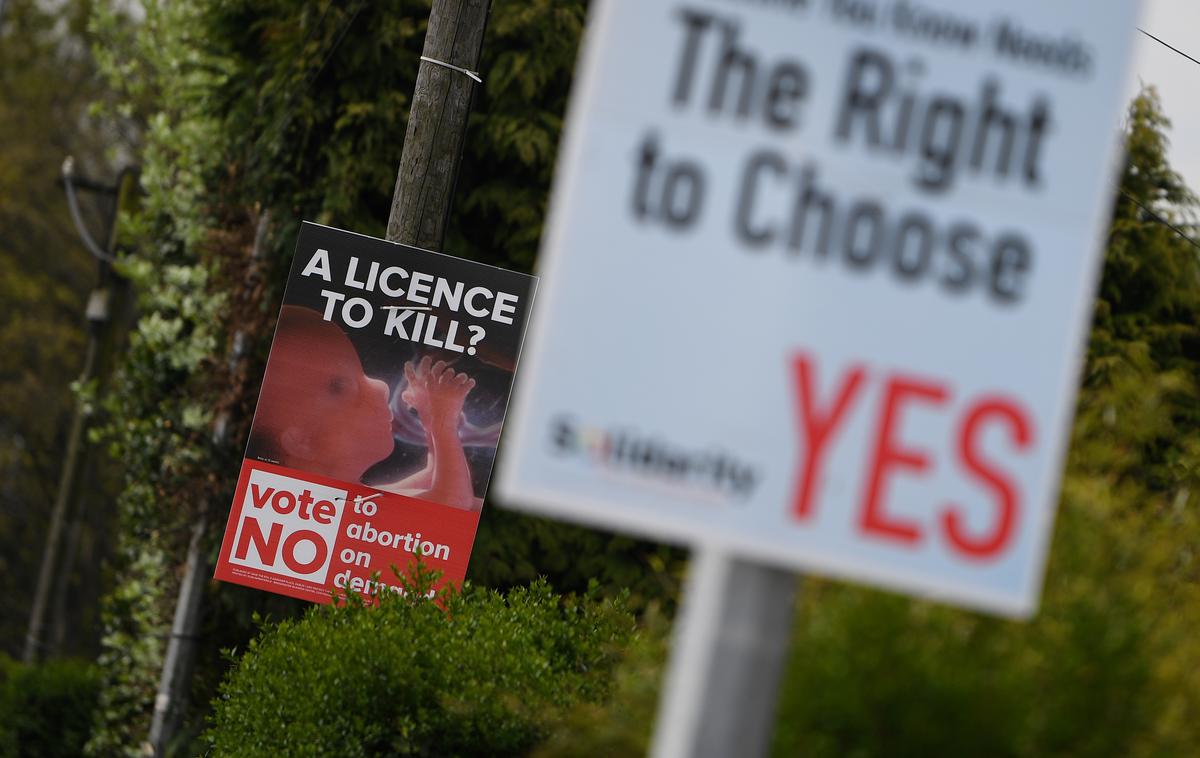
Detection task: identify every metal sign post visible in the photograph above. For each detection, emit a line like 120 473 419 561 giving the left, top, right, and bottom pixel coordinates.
652 550 797 758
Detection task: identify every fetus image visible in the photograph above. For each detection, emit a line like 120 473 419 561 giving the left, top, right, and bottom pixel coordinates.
245 305 482 510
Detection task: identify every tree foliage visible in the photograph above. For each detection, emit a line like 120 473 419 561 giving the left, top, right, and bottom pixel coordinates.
0 0 129 660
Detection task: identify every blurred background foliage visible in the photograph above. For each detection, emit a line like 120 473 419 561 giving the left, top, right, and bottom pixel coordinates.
1 0 1198 755
0 653 100 758
0 0 131 663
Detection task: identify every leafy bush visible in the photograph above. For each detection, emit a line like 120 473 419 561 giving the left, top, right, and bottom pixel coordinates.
0 655 100 758
208 574 633 757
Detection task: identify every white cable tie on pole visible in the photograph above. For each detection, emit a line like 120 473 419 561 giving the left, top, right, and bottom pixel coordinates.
419 55 482 84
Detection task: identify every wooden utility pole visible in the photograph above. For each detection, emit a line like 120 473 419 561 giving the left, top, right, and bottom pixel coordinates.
387 0 489 249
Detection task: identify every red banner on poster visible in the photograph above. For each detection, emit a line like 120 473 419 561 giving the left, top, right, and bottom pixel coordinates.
215 460 479 602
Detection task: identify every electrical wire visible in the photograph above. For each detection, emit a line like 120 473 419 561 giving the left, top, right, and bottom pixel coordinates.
1138 28 1200 68
309 1 366 88
254 1 367 164
1119 187 1200 255
1124 29 1200 252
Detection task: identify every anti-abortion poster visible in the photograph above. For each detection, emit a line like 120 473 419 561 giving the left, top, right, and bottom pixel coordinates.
215 222 536 603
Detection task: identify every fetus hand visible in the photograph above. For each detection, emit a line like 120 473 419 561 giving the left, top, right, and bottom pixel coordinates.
401 356 475 435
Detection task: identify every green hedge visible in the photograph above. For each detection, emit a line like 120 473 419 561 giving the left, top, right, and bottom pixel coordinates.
0 655 100 758
208 575 633 757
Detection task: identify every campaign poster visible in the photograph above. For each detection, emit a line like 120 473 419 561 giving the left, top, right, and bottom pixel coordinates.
215 222 536 603
497 0 1141 617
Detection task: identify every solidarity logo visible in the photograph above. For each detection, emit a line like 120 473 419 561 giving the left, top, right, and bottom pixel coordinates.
549 415 758 500
228 469 347 583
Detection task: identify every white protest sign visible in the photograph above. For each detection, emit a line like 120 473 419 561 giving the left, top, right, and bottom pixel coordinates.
498 0 1142 617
